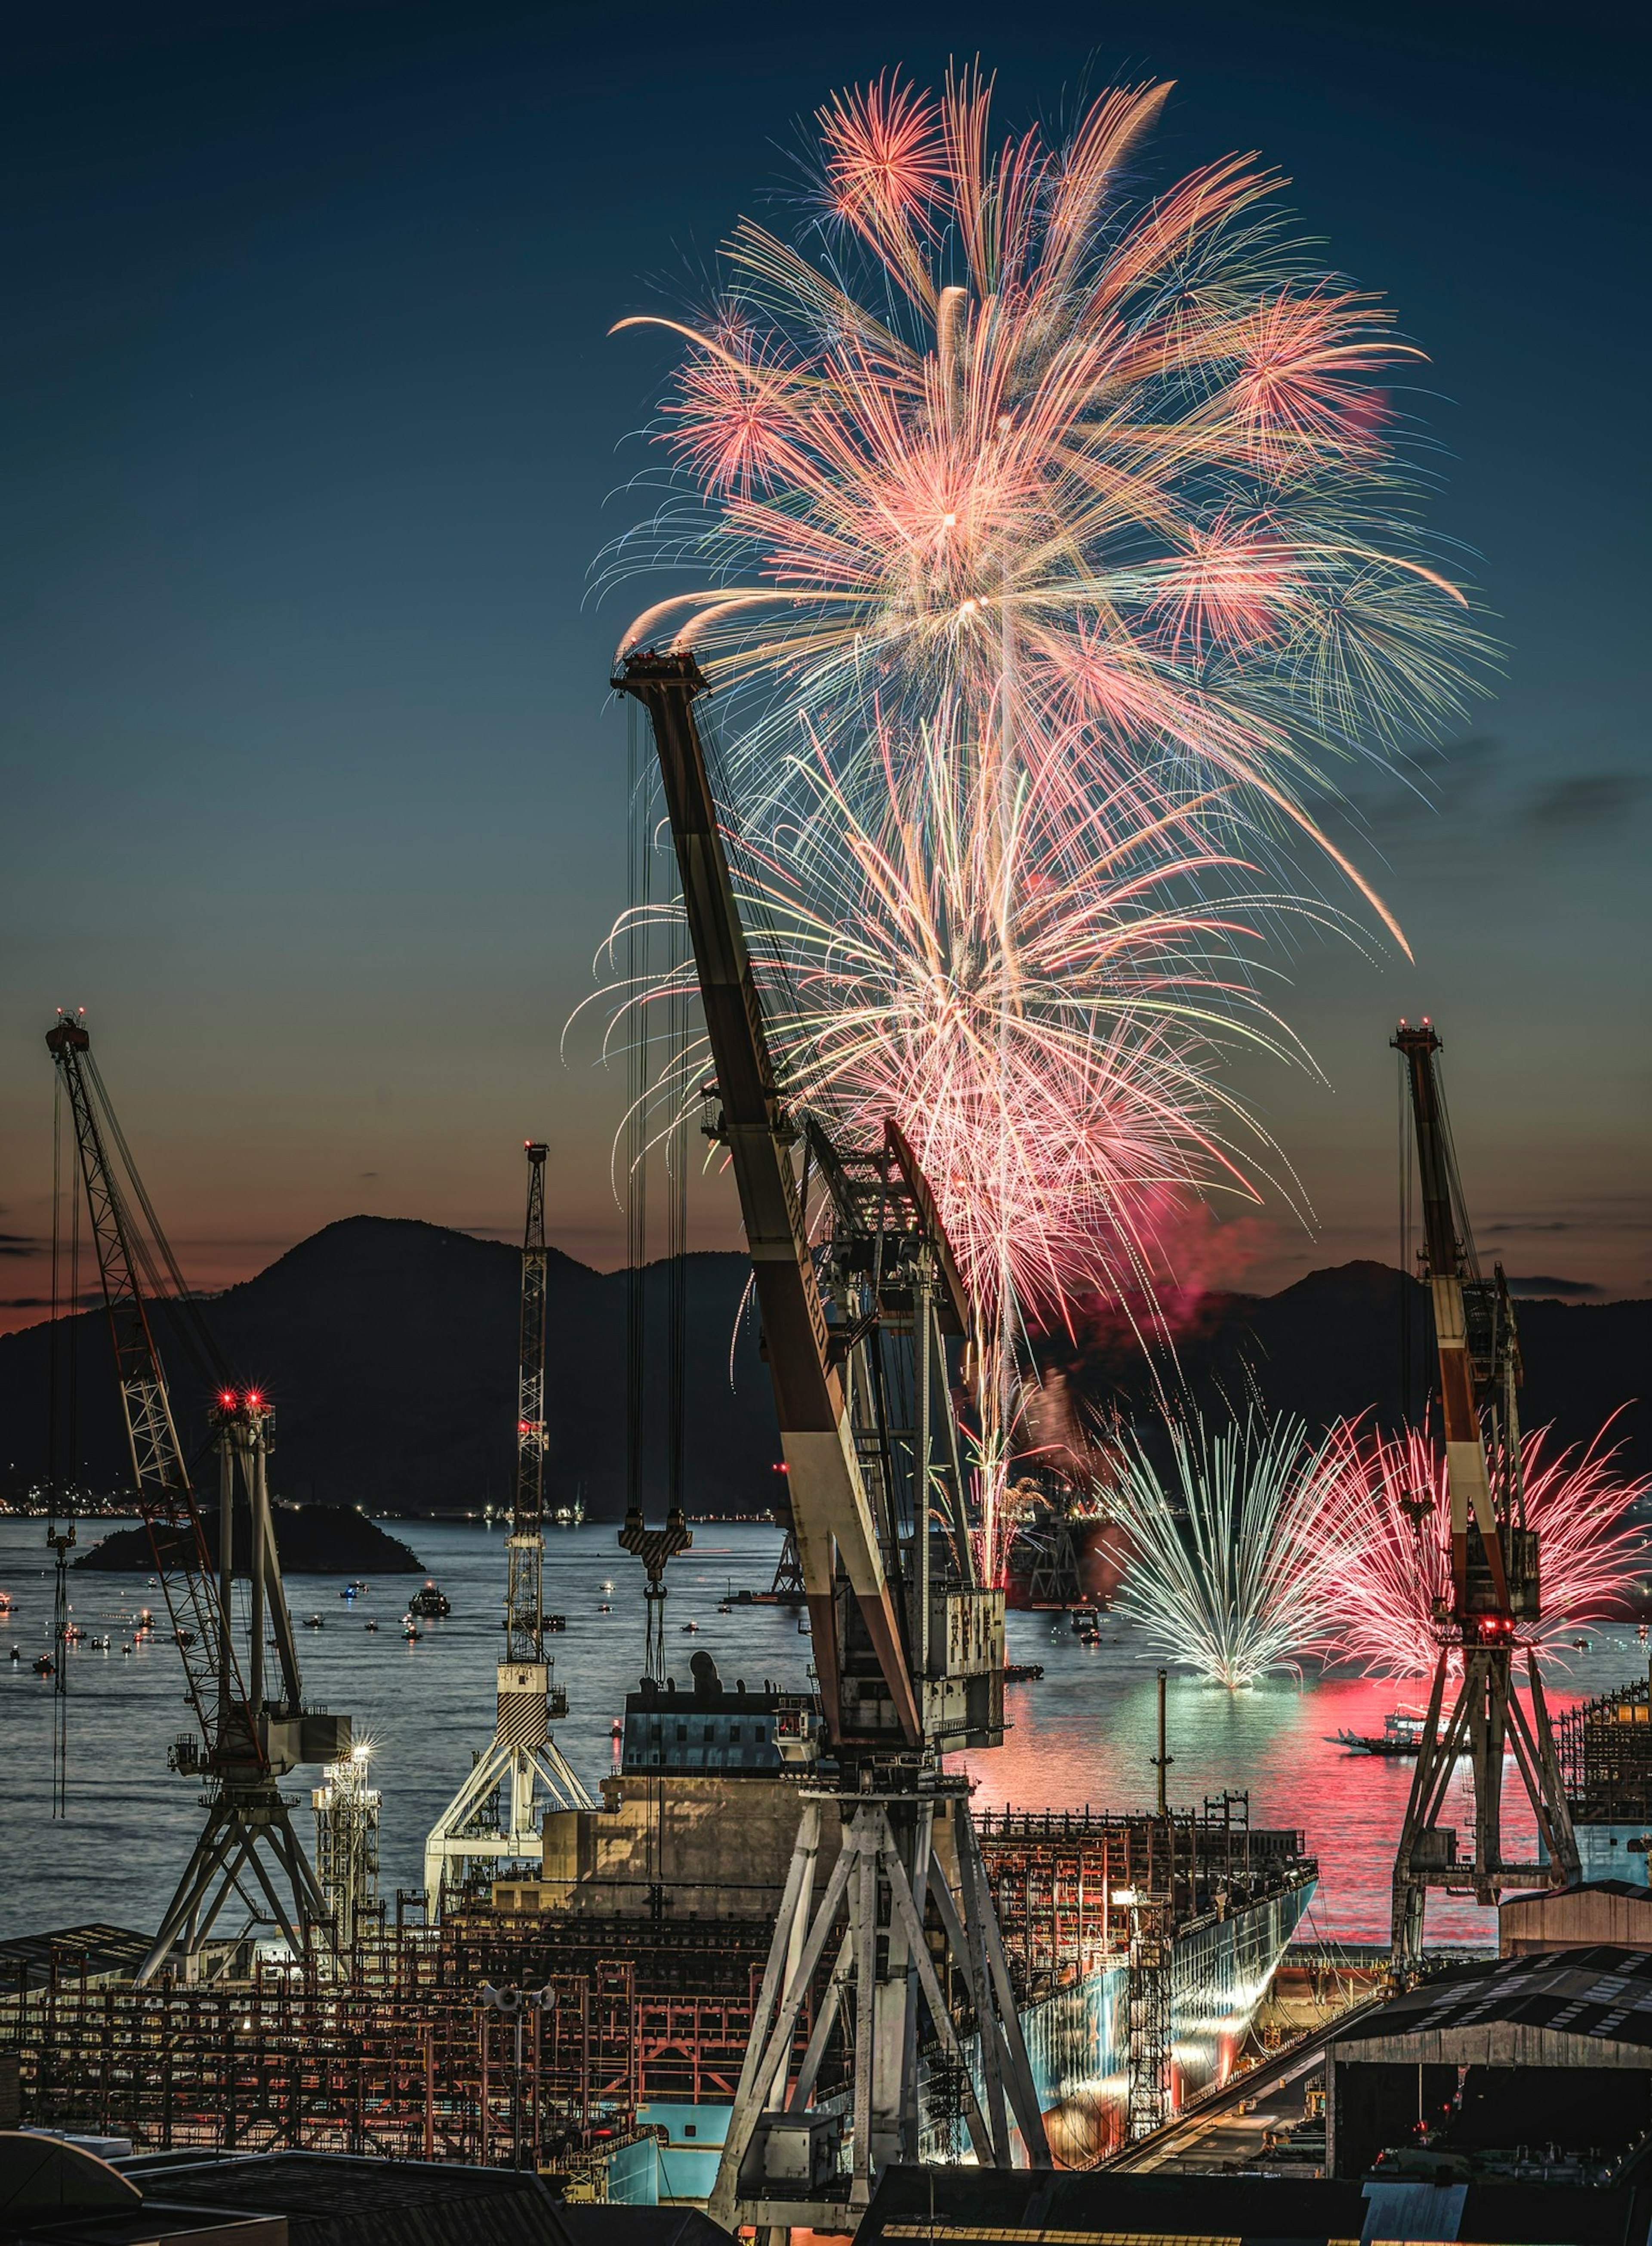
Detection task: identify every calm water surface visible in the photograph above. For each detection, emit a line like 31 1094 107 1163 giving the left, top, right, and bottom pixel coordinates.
1 1517 1642 1949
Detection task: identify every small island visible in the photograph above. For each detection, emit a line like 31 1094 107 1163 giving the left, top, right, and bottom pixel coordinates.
75 1502 425 1575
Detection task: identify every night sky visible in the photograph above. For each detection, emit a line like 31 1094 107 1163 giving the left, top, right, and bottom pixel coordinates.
0 0 1645 1337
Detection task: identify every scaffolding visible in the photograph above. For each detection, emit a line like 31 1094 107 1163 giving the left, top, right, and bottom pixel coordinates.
312 1749 381 1952
1557 1666 1652 1824
1 1914 787 2164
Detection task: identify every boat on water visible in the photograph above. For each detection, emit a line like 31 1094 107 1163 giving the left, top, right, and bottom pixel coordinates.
408 1583 450 1619
1329 1706 1498 1757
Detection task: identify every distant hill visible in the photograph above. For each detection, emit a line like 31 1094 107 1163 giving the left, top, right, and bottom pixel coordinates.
75 1502 425 1574
0 1216 780 1517
0 1228 1644 1512
1052 1261 1652 1480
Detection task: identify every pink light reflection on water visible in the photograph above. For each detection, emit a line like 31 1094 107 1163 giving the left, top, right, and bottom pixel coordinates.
964 1607 1637 1948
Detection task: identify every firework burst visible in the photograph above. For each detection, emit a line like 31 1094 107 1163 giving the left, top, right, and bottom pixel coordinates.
1110 1412 1356 1687
612 66 1490 917
600 68 1489 1577
1322 1419 1650 1676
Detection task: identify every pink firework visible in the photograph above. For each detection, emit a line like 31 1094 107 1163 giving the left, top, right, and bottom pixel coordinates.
1323 1419 1649 1677
613 66 1490 932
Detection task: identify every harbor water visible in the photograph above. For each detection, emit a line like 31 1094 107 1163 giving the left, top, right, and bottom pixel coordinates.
1 1516 1643 1949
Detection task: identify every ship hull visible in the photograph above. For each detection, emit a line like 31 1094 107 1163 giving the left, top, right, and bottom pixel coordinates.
934 1868 1316 2164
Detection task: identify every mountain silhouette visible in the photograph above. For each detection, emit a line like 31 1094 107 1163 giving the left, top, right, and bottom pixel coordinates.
0 1216 779 1516
0 1228 1645 1512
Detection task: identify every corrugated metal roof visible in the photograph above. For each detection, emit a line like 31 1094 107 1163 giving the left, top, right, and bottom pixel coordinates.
1332 1946 1652 2052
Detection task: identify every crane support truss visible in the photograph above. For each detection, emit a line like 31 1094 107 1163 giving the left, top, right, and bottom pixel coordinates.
1389 1021 1579 1968
425 1142 592 1910
613 649 1046 2222
46 1017 339 1984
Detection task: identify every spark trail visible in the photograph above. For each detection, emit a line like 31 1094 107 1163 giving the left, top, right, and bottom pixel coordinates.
1110 1412 1356 1688
1323 1420 1649 1677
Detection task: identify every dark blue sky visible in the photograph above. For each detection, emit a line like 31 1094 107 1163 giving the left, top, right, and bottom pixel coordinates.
1 0 1646 1330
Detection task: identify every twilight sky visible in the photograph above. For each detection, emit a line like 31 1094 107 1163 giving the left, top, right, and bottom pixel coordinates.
0 0 1646 1338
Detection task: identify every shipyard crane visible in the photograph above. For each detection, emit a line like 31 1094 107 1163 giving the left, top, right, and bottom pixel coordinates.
424 1142 593 1907
46 1014 350 1983
1389 1019 1580 1968
614 650 1048 2231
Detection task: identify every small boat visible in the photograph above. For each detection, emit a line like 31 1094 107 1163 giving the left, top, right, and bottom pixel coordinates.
351 1580 369 1592
597 1601 611 1613
173 1629 195 1649
339 1586 357 1600
1004 1662 1045 1684
303 1615 324 1630
0 1591 14 1613
121 1643 133 1656
1573 1635 1593 1652
364 1619 379 1633
1332 1708 1439 1756
33 1654 54 1676
8 1645 21 1663
401 1617 422 1642
64 1623 84 1643
88 1634 111 1651
681 1620 699 1634
600 1580 614 1595
408 1583 450 1619
717 1602 733 1614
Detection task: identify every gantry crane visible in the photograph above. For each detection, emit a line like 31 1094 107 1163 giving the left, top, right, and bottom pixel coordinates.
424 1142 593 1907
1390 1018 1580 1968
46 1014 350 1983
614 650 1048 2229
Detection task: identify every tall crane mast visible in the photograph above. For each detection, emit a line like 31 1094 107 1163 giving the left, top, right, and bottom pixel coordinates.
46 1014 348 1983
614 650 1047 2229
424 1142 593 1908
1390 1019 1579 1967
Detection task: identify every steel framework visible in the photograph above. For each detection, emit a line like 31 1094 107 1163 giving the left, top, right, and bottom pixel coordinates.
425 1143 592 1907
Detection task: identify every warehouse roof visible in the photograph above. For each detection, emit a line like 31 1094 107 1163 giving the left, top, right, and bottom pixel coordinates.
1333 1944 1652 2052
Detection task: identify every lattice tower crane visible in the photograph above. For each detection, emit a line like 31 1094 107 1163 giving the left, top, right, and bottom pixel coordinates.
46 1014 350 1982
614 651 1049 2232
424 1142 593 1908
1389 1018 1580 1968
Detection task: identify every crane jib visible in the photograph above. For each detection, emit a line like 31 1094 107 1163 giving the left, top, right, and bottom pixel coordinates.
614 651 922 1750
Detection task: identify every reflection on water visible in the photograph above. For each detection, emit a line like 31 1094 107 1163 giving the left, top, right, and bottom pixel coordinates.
1 1519 1638 1947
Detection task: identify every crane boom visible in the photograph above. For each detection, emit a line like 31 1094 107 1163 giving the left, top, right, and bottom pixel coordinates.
613 648 919 1747
46 1017 259 1772
46 1013 345 1980
1394 1021 1513 1614
507 1141 550 1663
1388 1016 1575 1967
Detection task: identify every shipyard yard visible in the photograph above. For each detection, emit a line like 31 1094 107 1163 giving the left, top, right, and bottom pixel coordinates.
1 6 1647 2245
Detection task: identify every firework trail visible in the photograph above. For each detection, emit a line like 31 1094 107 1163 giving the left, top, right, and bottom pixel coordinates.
1322 1419 1650 1677
604 69 1487 1573
1110 1412 1357 1687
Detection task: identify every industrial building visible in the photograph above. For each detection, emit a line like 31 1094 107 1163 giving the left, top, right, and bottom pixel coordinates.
1325 1945 1652 2181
